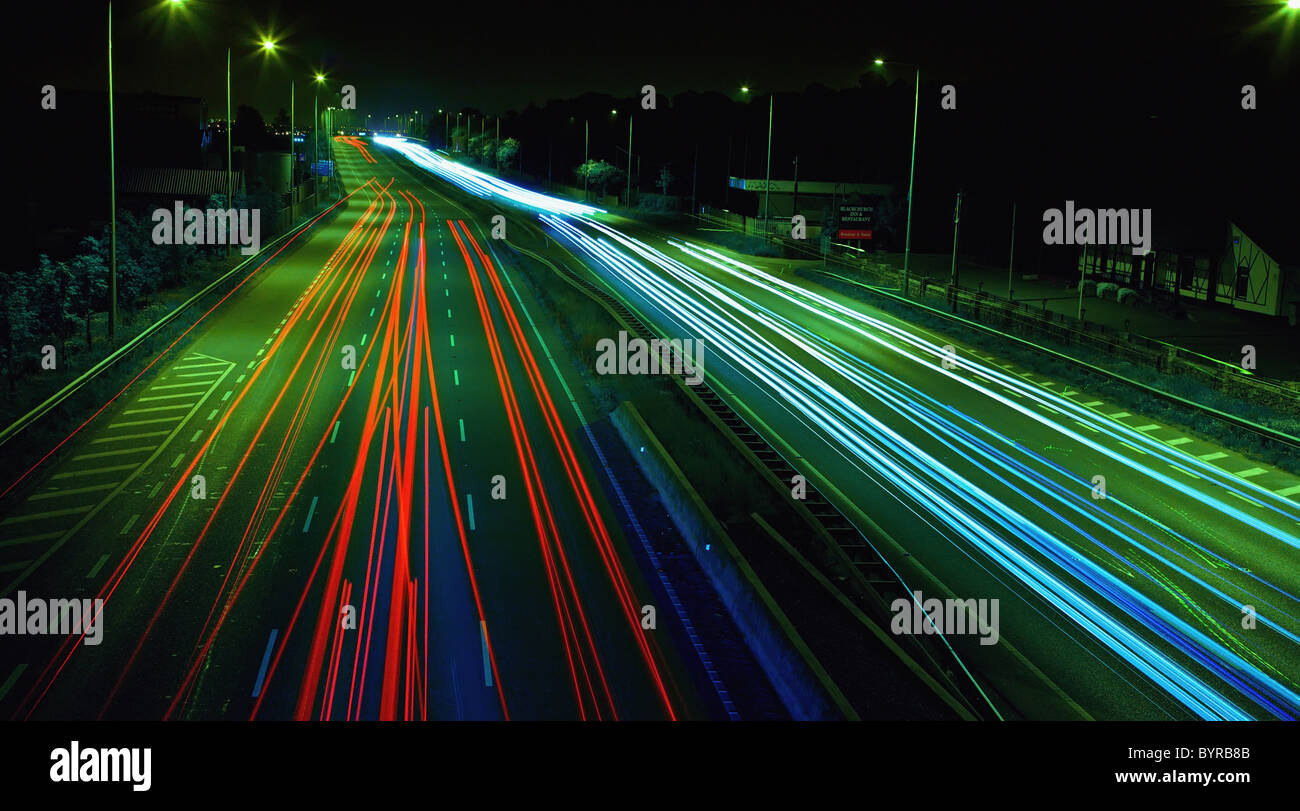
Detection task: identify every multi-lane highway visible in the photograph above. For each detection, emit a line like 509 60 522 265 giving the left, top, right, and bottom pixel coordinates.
367 136 1300 721
0 136 743 721
4 131 1297 723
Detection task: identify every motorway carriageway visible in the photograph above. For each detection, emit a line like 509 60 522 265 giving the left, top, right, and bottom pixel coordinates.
373 135 1300 721
0 136 718 721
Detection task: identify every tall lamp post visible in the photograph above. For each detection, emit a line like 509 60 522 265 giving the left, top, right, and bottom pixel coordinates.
108 2 118 339
876 58 920 296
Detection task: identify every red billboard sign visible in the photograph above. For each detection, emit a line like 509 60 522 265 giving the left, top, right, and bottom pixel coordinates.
837 229 873 240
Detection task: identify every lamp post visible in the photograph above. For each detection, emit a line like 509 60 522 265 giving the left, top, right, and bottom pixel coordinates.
762 93 773 239
876 58 920 296
108 2 117 339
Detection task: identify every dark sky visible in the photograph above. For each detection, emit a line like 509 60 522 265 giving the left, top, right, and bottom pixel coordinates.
28 0 1300 118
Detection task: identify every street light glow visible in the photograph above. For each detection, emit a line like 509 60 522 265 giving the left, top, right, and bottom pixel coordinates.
874 58 884 65
261 39 276 51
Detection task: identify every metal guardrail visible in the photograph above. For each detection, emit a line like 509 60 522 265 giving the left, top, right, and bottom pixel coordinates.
809 268 1300 452
0 195 349 451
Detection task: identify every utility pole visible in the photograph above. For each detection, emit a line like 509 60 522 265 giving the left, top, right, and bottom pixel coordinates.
495 116 500 171
950 190 963 287
1078 243 1088 321
626 114 633 206
1007 202 1017 300
792 155 799 220
584 119 589 200
290 81 295 222
762 94 773 238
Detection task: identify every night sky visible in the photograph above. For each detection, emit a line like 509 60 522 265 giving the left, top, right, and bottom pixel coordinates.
30 0 1300 116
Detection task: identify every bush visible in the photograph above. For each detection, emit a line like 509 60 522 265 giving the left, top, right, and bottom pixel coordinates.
1117 287 1139 305
1096 282 1119 300
1080 279 1098 297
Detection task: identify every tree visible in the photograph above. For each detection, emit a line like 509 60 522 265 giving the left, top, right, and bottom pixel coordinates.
496 138 520 169
575 160 623 199
657 165 674 196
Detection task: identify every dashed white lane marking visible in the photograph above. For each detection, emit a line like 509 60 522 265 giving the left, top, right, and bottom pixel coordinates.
1198 451 1229 461
1276 484 1300 497
1134 424 1160 432
1236 467 1267 478
1165 437 1193 446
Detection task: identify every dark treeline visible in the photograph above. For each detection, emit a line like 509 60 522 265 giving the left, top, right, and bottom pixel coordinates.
477 65 1295 271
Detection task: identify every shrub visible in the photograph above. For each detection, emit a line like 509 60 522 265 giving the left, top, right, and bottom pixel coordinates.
1096 282 1119 300
1117 287 1139 305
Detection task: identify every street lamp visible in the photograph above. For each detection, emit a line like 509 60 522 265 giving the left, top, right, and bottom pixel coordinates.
877 58 921 296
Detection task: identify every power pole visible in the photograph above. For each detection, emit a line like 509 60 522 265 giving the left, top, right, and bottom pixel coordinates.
950 190 963 287
762 94 773 238
626 114 633 206
792 155 799 220
584 119 589 201
1008 202 1017 300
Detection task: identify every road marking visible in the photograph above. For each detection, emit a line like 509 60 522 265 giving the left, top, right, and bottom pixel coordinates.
1134 424 1161 432
480 621 493 687
251 629 279 698
447 309 452 318
236 375 246 384
149 381 209 391
87 554 109 579
458 419 466 442
0 561 32 573
1236 467 1267 478
369 308 375 317
0 505 94 525
207 409 219 421
190 430 203 442
73 446 153 461
123 404 192 414
1073 421 1100 433
0 531 62 549
1082 401 1104 407
256 348 265 357
453 370 460 386
52 464 136 479
361 333 367 346
177 371 224 378
1198 452 1229 461
1275 484 1300 497
175 362 226 371
222 391 233 402
121 514 140 535
108 417 181 428
331 421 340 444
29 483 116 500
347 370 356 388
139 392 203 402
303 496 319 533
91 431 168 445
1108 411 1131 419
467 494 476 531
1166 437 1193 446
